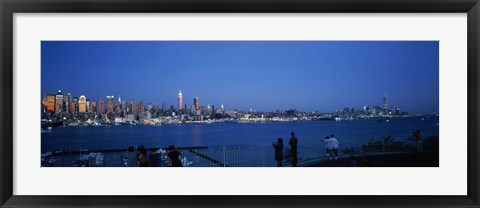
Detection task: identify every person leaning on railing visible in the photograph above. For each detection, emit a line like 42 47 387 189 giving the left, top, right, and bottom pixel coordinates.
321 135 339 160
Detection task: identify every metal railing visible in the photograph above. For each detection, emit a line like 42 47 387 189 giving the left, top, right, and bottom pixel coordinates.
188 145 270 167
41 138 419 167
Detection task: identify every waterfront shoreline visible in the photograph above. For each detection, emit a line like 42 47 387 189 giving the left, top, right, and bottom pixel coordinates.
42 115 437 129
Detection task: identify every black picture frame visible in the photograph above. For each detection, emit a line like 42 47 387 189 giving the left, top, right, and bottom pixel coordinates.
1 0 479 207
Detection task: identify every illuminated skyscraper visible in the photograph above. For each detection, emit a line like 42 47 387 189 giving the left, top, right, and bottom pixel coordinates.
65 93 71 102
98 99 105 115
71 97 78 115
147 103 153 111
41 94 48 112
69 102 76 115
121 99 127 111
153 103 158 113
178 90 183 110
194 97 199 110
115 103 121 114
46 94 55 112
63 93 70 113
130 99 137 115
138 101 145 113
115 97 122 113
106 96 114 114
383 93 388 110
89 101 96 114
162 102 166 112
78 95 87 113
55 90 63 114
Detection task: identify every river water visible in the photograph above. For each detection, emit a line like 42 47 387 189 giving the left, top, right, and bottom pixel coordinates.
42 116 438 153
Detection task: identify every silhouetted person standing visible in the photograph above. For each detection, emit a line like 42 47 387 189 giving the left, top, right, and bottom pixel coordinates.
273 138 284 167
138 145 149 167
168 145 183 167
414 130 423 153
289 132 298 167
124 146 138 167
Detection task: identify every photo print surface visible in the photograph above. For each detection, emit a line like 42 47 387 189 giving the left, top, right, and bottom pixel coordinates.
41 41 439 168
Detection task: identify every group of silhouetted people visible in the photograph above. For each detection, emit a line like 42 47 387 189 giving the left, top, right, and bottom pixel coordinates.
272 132 298 167
273 132 341 167
272 130 425 166
124 145 183 167
124 129 424 168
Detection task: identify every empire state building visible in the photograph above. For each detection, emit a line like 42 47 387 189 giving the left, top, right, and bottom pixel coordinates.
178 90 183 110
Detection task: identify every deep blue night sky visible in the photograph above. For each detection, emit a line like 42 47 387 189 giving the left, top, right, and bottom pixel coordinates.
41 41 439 113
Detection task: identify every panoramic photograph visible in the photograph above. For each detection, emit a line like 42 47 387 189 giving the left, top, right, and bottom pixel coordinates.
41 41 439 167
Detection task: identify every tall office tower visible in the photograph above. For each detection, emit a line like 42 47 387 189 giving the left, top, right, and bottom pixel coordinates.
162 102 166 112
383 93 388 110
115 103 121 114
178 90 183 110
46 94 55 112
184 103 187 111
106 96 114 114
130 99 137 115
138 101 145 113
72 97 79 115
69 102 76 116
86 100 90 112
221 103 224 112
115 97 121 113
78 95 87 113
170 105 175 111
98 99 105 115
89 101 96 114
41 94 48 112
147 103 152 111
55 90 63 114
63 93 70 113
191 104 195 114
121 100 127 111
211 105 215 116
194 97 199 110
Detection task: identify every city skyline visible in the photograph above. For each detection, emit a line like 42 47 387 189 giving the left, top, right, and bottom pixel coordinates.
42 41 439 113
41 89 407 115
